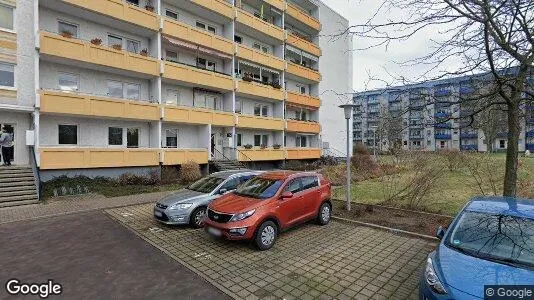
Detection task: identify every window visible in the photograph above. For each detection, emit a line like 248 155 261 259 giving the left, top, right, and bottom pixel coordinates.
125 83 140 100
207 25 216 34
108 34 123 48
0 5 14 30
0 63 14 87
236 133 242 146
196 58 216 71
284 178 303 193
196 21 216 34
165 10 178 20
440 141 445 148
301 176 319 190
126 39 140 53
166 129 178 148
254 105 261 116
254 135 261 147
499 140 506 149
234 35 242 44
107 80 123 98
166 89 180 105
235 99 242 113
58 125 77 145
127 128 139 148
261 105 268 117
262 134 268 146
296 135 307 147
108 127 123 146
254 104 269 117
298 85 306 94
166 50 178 63
253 43 269 53
58 21 78 38
58 73 79 91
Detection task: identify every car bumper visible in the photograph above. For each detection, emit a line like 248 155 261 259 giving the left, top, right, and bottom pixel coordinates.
204 218 256 240
153 207 191 225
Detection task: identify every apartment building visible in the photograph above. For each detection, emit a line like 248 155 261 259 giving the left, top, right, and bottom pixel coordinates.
353 73 533 152
0 0 351 179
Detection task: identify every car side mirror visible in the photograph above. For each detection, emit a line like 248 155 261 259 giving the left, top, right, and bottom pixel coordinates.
218 188 227 195
436 226 445 240
280 191 293 199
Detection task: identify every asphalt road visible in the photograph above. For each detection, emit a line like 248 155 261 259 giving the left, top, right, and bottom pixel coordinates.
0 211 230 300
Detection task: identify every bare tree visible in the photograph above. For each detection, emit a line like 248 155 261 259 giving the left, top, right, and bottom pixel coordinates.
343 0 533 196
473 105 508 153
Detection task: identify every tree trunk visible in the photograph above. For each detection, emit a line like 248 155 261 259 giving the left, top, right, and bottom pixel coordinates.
503 103 521 196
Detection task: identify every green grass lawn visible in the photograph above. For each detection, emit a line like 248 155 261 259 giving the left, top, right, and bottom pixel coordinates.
333 154 534 215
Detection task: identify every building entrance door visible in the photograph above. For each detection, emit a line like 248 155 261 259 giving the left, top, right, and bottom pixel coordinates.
0 123 15 165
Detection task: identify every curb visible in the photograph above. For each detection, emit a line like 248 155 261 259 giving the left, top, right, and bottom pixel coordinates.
331 199 454 218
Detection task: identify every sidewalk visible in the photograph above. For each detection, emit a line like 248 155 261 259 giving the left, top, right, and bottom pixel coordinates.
0 191 172 224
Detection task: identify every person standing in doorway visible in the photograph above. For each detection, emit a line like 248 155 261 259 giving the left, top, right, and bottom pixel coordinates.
0 126 13 166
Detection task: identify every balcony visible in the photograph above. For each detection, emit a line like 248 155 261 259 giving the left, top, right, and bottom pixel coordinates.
236 115 285 130
434 89 451 97
236 45 285 70
235 80 284 101
163 105 235 127
526 131 534 138
64 0 159 30
286 33 321 57
162 148 209 165
235 8 285 41
39 31 159 76
238 148 285 161
285 148 321 160
460 133 478 139
286 3 321 31
264 0 286 11
460 145 478 151
435 133 452 139
162 61 233 91
434 123 452 129
39 147 159 169
526 143 534 150
286 91 320 109
286 120 320 133
191 0 234 19
0 88 16 101
39 90 160 121
162 19 233 55
286 61 321 82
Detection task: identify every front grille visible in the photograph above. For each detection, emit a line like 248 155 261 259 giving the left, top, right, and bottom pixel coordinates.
155 211 169 222
156 203 168 209
207 209 233 223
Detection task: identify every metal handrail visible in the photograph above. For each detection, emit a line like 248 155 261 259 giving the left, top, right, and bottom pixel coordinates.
211 147 233 162
29 146 42 202
233 147 255 169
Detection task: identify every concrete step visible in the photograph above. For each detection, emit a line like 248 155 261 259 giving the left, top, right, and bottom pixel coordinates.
0 176 34 183
0 172 33 179
0 181 35 188
0 194 38 203
0 184 35 192
0 189 37 197
0 166 32 172
0 199 39 208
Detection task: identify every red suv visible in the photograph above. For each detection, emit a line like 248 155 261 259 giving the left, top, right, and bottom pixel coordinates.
204 171 332 250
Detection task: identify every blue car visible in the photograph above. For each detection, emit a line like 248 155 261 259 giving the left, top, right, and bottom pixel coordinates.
420 196 534 299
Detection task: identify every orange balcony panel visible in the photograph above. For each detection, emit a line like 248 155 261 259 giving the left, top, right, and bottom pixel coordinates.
286 33 321 57
286 3 321 31
286 120 321 133
285 148 321 159
286 91 320 109
191 0 234 19
236 80 284 101
0 30 16 51
238 148 285 161
236 115 285 131
40 32 159 76
235 8 285 41
39 148 159 169
40 90 160 121
64 0 159 30
236 45 284 70
286 61 321 82
264 0 286 10
162 149 209 165
163 106 235 126
162 61 233 91
162 19 233 55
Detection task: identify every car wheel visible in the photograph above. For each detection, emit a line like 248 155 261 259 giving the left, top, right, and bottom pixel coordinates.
316 202 331 225
254 221 277 250
190 206 207 228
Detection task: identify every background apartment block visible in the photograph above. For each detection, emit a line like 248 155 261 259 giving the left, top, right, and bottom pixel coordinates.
0 0 352 181
353 74 533 152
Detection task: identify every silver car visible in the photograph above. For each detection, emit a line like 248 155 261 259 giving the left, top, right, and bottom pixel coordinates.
153 170 262 228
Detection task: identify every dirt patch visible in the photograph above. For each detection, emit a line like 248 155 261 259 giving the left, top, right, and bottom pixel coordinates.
332 200 453 236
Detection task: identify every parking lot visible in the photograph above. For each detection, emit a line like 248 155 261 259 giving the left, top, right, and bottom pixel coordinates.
106 203 436 300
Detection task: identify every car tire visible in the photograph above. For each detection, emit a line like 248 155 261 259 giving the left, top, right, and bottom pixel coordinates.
190 206 207 228
316 202 331 225
254 221 277 251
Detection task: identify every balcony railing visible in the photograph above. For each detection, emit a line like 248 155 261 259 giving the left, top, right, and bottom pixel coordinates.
286 61 321 82
285 148 321 159
162 18 233 55
235 8 285 41
286 119 320 133
286 33 321 57
526 143 534 150
460 145 478 151
526 131 534 137
286 91 320 109
237 148 285 161
286 2 321 31
434 89 451 97
435 133 452 139
162 61 234 91
236 114 285 130
191 0 234 18
460 133 478 139
236 45 285 70
235 80 285 101
434 123 452 129
163 105 235 126
162 148 209 165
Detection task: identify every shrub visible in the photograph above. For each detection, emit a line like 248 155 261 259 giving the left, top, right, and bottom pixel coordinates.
180 161 202 183
351 152 379 173
353 142 369 155
118 173 145 186
143 170 160 185
161 166 180 184
90 38 102 45
439 149 466 171
284 160 312 171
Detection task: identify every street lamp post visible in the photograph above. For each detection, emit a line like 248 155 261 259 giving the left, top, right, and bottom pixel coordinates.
339 104 358 211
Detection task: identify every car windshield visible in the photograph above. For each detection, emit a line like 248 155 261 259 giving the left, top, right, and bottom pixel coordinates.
446 211 534 269
187 176 225 193
234 177 283 199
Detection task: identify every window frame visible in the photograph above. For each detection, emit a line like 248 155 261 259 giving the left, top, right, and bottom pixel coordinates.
107 34 123 48
124 82 141 100
165 50 178 63
126 128 139 148
107 80 124 98
57 20 78 38
165 9 179 20
0 4 14 32
0 62 15 88
58 124 78 145
108 127 124 147
236 133 242 147
126 38 140 54
58 72 79 92
165 128 178 148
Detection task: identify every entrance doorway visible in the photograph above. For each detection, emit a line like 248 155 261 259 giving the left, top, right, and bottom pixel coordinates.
0 123 15 165
210 132 223 160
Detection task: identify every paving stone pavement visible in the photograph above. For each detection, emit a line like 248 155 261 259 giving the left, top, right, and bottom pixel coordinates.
106 203 437 300
0 191 173 224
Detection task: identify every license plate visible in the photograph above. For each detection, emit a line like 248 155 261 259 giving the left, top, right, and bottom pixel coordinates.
154 211 162 217
207 226 222 237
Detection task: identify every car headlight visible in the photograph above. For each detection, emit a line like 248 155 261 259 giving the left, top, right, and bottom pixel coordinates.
425 257 447 294
230 209 255 222
169 203 193 210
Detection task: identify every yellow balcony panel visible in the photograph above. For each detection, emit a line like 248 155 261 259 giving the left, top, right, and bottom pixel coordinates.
286 3 321 31
235 8 285 41
63 0 159 30
40 90 160 121
236 115 285 131
286 61 321 82
238 148 285 161
236 44 284 70
264 0 286 11
236 80 284 101
285 148 321 160
0 88 17 100
162 61 233 91
191 0 234 19
40 32 159 76
286 119 321 133
286 91 320 109
40 148 159 169
162 19 233 55
163 105 235 126
162 149 209 165
286 33 321 57
0 30 16 51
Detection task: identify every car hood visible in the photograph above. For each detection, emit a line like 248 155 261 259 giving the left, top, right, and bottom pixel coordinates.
436 244 534 298
209 193 266 213
157 189 209 206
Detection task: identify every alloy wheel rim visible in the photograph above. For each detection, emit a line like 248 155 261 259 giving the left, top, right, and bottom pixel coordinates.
261 225 275 246
322 205 330 222
195 210 205 226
